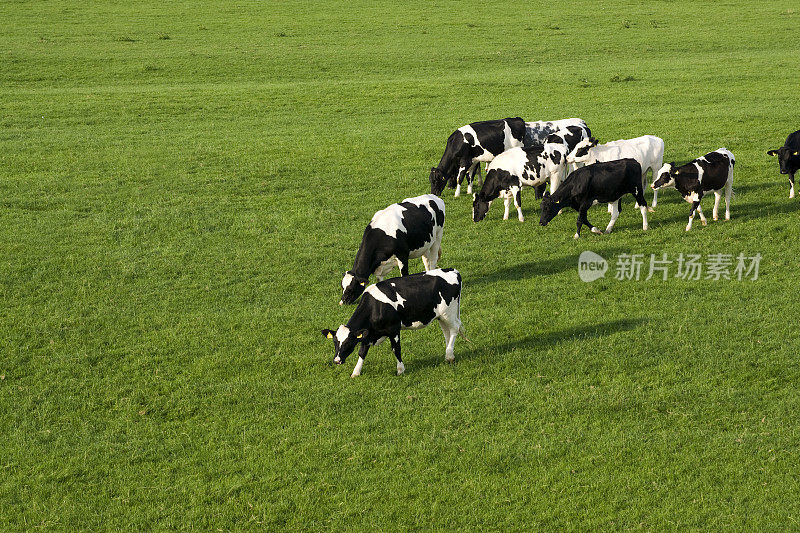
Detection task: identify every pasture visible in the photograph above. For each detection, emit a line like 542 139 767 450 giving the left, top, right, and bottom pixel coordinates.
1 0 799 528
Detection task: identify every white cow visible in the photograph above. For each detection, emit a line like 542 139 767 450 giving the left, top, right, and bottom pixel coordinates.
567 135 665 211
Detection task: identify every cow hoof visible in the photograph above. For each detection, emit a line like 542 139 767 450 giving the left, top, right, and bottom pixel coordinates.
701 220 707 226
397 362 405 375
350 371 361 378
647 207 655 213
725 215 731 220
685 226 692 232
604 229 613 234
573 233 580 239
713 216 719 221
643 225 649 231
503 215 509 220
518 216 525 222
591 227 603 234
791 193 796 199
467 185 473 194
445 355 455 363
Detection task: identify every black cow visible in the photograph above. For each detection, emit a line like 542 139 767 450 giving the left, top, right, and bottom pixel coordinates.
767 130 800 198
539 158 649 238
429 117 526 197
323 269 464 377
651 148 735 231
340 194 445 305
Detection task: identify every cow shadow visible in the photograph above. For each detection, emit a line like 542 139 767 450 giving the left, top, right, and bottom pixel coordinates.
470 246 629 288
646 196 799 226
409 317 647 371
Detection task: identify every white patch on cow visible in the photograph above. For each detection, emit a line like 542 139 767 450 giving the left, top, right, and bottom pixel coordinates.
426 268 460 286
694 162 704 185
687 192 700 202
374 336 387 346
341 272 354 291
335 325 350 344
369 207 406 239
397 361 405 375
407 321 426 330
364 285 406 310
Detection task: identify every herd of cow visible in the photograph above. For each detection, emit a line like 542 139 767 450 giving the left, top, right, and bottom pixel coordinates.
323 120 800 377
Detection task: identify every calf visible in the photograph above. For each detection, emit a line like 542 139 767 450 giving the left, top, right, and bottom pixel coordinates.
651 148 735 231
429 117 526 197
767 130 800 198
323 269 463 377
471 144 567 222
340 194 445 305
567 135 664 210
539 158 649 239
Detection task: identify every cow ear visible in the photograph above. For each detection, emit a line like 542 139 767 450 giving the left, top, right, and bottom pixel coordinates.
767 150 778 156
322 329 335 339
590 137 599 146
355 329 368 339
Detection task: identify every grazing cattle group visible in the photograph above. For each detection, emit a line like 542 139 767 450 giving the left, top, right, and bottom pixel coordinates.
322 116 796 377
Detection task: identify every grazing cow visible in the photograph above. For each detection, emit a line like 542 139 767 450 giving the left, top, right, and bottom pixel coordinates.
340 194 445 305
323 269 464 377
429 117 526 197
539 158 649 239
767 130 800 198
651 148 735 231
471 144 568 222
567 135 664 210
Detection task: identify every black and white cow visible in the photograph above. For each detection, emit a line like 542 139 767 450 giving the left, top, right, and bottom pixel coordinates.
471 144 567 222
340 194 445 305
429 117 527 197
767 130 800 198
651 148 735 231
323 269 463 377
539 158 649 238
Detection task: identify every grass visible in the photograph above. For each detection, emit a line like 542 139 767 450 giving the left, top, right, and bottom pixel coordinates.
1 0 799 529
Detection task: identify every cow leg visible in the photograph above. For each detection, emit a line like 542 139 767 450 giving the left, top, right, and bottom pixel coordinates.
712 190 722 221
575 204 599 239
789 172 795 199
396 252 410 276
696 203 707 226
534 183 546 199
512 186 524 222
686 200 701 231
605 200 620 234
389 334 404 375
650 166 660 209
453 165 467 197
466 161 479 194
351 343 370 378
438 320 458 363
633 188 649 230
502 190 511 220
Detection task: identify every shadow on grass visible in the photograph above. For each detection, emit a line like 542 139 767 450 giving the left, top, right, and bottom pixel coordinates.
470 246 629 287
646 196 800 226
411 317 647 371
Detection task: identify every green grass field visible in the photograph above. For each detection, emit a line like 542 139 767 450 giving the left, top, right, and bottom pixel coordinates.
2 0 800 529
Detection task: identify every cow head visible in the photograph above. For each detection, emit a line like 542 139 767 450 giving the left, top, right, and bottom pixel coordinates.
567 137 599 165
340 271 367 305
322 325 368 364
472 192 493 222
767 147 800 175
539 192 561 226
429 167 447 196
651 163 676 189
